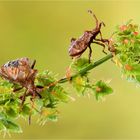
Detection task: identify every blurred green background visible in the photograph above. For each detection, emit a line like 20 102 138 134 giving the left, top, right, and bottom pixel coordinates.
1 0 140 139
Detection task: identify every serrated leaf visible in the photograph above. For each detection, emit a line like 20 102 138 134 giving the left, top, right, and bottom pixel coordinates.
2 120 22 133
36 70 56 87
0 121 5 131
34 98 44 110
0 99 9 105
20 105 31 116
38 108 58 125
72 76 87 95
51 86 69 103
92 80 113 100
47 114 58 122
5 107 18 118
71 58 90 76
0 112 22 133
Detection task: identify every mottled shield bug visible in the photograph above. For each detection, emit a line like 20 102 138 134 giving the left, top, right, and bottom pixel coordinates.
0 57 41 102
68 10 110 63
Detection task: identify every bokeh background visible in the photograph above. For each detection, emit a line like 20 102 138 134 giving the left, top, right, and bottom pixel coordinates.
0 0 140 139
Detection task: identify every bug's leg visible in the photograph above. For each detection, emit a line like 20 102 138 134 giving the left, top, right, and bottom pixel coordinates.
19 89 28 111
28 93 36 125
95 38 109 45
99 30 103 40
28 115 31 125
88 46 92 63
35 90 42 98
31 60 36 69
92 41 107 54
101 21 105 27
13 86 23 92
95 38 110 52
88 10 98 28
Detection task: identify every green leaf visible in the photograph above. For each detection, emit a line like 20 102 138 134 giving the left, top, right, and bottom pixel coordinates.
20 105 31 116
0 99 9 105
47 114 58 122
0 78 13 88
5 107 18 118
36 70 56 87
72 75 88 95
73 58 89 69
0 121 5 131
0 112 22 133
34 98 44 110
38 108 58 125
92 80 113 100
71 58 90 76
51 85 69 103
2 120 22 133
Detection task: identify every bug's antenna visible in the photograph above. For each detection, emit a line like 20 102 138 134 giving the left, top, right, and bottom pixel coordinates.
88 9 99 27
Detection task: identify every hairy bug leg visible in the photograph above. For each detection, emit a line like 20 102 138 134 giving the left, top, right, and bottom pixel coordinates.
88 46 92 63
93 41 107 54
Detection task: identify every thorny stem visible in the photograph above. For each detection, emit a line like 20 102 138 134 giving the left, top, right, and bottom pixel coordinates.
58 52 118 84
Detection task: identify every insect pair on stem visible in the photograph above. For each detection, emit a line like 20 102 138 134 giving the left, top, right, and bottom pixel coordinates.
0 10 116 122
68 10 115 63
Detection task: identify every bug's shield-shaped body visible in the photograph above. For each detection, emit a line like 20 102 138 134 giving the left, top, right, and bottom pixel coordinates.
0 57 37 92
69 31 93 58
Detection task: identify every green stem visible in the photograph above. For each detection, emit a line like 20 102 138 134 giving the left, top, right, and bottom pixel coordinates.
59 53 116 84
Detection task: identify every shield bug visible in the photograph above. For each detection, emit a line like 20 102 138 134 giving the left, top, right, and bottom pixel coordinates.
0 57 41 105
68 10 110 63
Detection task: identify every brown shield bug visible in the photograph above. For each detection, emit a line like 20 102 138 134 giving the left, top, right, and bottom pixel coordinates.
0 57 42 105
68 10 110 63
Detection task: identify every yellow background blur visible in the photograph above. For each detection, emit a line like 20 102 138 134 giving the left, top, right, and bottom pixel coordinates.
0 0 140 139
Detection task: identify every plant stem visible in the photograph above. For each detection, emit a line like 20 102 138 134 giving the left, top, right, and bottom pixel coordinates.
58 53 115 84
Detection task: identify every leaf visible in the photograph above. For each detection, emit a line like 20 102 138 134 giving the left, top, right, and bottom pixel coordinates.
36 70 56 87
5 107 18 118
71 58 90 75
51 85 69 103
0 112 22 133
0 99 9 105
0 78 13 88
92 80 113 100
2 120 22 133
0 121 5 131
34 98 44 110
72 75 88 95
20 105 31 116
47 114 58 122
38 108 58 125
